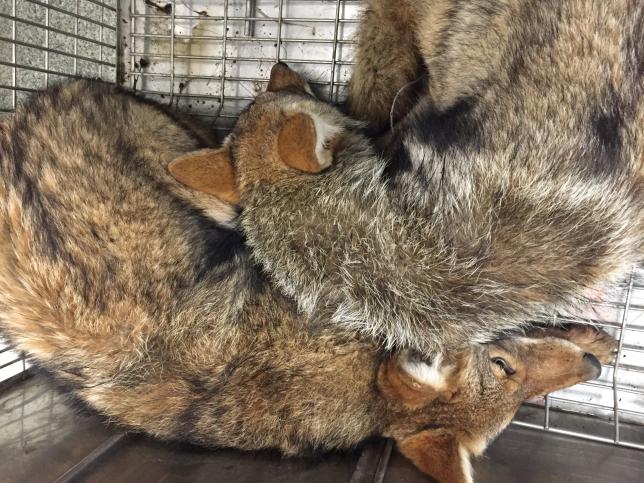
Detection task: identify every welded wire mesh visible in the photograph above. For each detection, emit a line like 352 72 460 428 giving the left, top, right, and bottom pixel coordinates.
120 0 359 134
0 378 62 448
0 340 28 384
0 0 643 451
0 0 118 115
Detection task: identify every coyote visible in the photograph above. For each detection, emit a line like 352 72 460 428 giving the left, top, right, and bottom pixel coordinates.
192 0 644 356
169 66 617 481
0 78 615 482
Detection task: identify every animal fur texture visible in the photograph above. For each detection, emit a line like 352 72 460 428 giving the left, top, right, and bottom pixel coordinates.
0 79 617 483
0 80 375 453
232 1 644 355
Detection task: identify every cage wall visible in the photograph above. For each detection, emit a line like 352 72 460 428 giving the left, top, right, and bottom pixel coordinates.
119 0 359 135
0 0 643 451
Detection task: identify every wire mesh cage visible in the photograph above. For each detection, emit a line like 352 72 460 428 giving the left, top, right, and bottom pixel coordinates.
120 0 359 134
0 0 118 114
0 0 643 453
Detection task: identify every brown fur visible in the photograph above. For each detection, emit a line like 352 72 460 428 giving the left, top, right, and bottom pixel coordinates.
351 0 644 133
0 79 615 482
277 113 326 174
347 0 428 133
170 149 240 204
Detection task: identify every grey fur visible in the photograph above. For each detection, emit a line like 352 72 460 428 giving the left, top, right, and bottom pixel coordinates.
237 0 644 354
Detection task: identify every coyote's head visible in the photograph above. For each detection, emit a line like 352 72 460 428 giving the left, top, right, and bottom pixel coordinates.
167 62 359 208
379 325 615 483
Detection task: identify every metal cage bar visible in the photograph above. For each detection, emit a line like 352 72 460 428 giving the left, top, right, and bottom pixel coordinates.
219 0 229 114
0 13 115 49
11 0 17 111
25 0 116 31
614 268 636 443
121 0 359 132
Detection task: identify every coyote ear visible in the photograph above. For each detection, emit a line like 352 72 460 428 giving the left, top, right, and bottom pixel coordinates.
397 430 473 483
277 113 340 174
169 148 239 205
377 353 460 409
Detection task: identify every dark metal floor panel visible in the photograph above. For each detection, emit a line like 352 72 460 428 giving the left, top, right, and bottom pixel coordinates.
2 375 644 483
0 376 118 483
71 435 361 483
383 426 644 483
479 426 644 483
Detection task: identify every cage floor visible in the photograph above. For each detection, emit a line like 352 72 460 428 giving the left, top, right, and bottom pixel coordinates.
1 374 642 483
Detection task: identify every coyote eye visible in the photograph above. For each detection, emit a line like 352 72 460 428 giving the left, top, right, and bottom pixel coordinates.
491 357 516 376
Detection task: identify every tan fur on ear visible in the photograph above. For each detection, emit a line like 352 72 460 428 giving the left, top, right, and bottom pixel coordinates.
377 356 456 409
169 148 239 205
398 430 472 483
267 62 310 93
378 354 464 409
277 113 328 174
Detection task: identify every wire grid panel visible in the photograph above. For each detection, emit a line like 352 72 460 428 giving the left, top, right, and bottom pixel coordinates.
0 0 119 116
0 338 28 383
120 0 359 133
0 377 78 462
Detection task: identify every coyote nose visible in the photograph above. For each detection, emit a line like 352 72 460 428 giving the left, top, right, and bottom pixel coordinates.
583 352 602 377
267 62 310 93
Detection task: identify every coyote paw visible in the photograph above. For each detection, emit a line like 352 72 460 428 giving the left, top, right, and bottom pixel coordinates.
527 324 618 364
561 325 618 365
